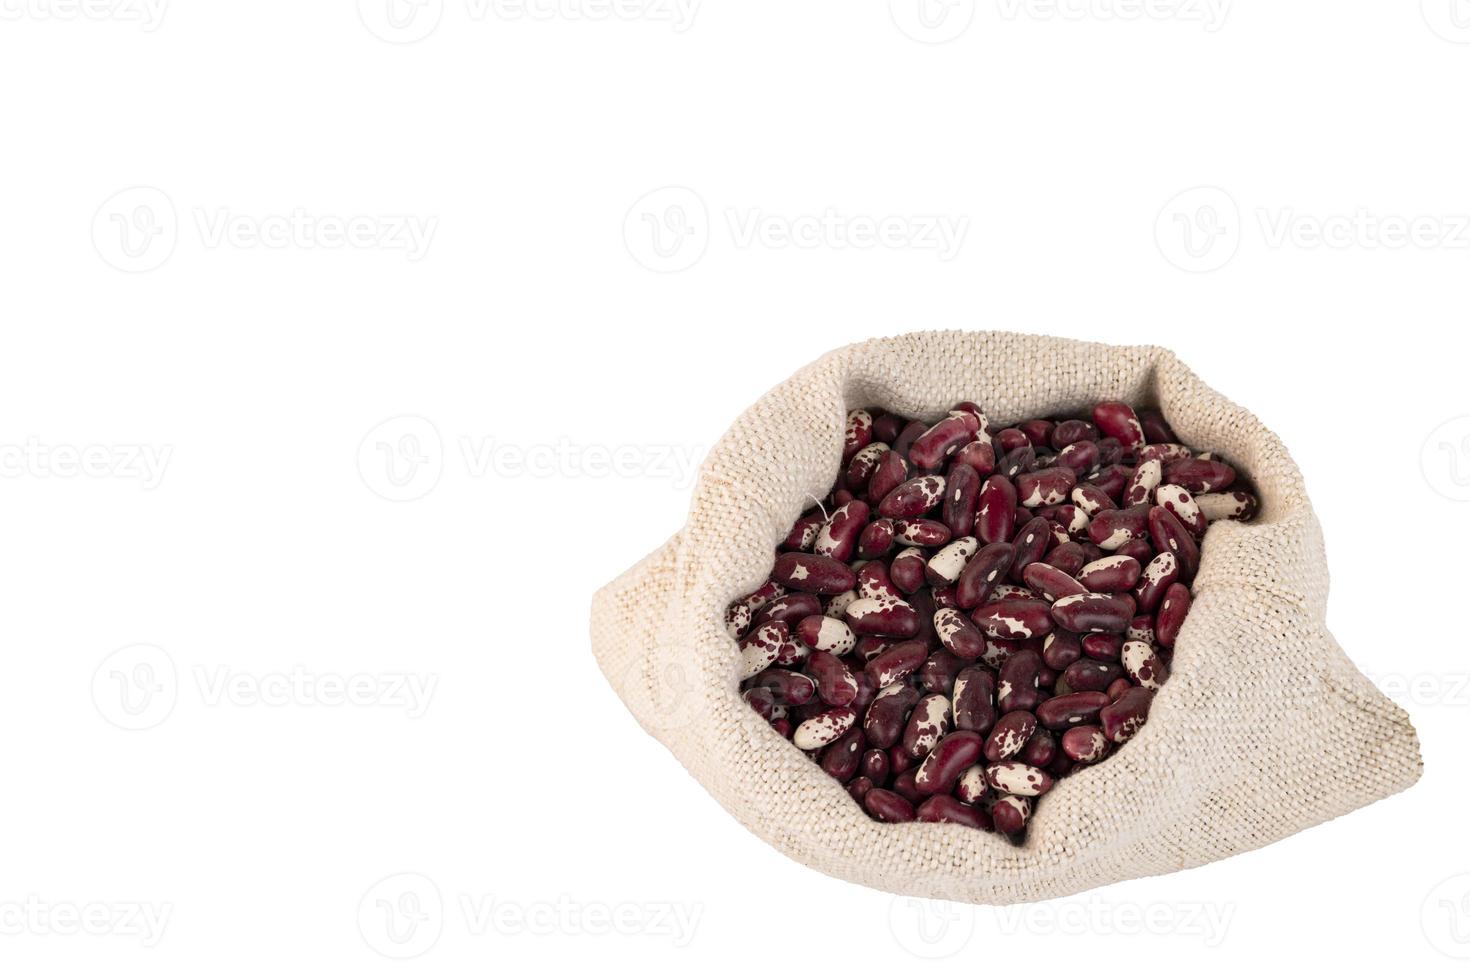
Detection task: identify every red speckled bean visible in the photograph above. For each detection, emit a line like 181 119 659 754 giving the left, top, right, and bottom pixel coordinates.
865 639 929 687
1155 582 1191 648
1078 555 1142 593
934 607 986 660
863 787 916 822
976 475 1017 544
914 730 984 795
1100 687 1153 743
1050 592 1135 634
1036 691 1110 729
773 552 857 594
916 794 993 830
1092 401 1145 452
1163 457 1237 494
973 598 1054 640
879 475 946 519
909 416 973 470
985 710 1037 762
902 692 952 759
951 666 997 732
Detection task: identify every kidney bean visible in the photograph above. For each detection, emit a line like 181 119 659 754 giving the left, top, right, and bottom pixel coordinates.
813 500 868 562
793 705 858 750
1155 582 1191 648
915 730 984 795
1020 726 1057 768
844 409 874 460
917 794 993 830
880 549 921 596
1100 687 1153 743
1060 658 1125 693
997 446 1035 481
1050 592 1134 634
864 639 927 687
1121 640 1169 691
984 710 1037 762
1056 439 1099 475
826 588 859 618
917 650 959 696
773 553 857 595
726 601 752 640
878 475 946 519
845 595 920 638
891 419 926 459
1042 629 1083 671
796 615 857 657
1042 541 1089 577
992 794 1032 836
845 775 874 805
739 621 788 680
908 588 939 647
1094 436 1124 468
971 474 1017 546
909 416 973 470
1018 418 1054 447
872 413 907 445
805 649 857 705
1023 562 1087 602
743 686 778 722
1127 614 1157 646
1050 419 1097 450
926 536 978 586
1092 401 1145 452
1036 691 1110 729
862 683 920 749
1196 489 1259 522
985 762 1054 797
1155 483 1206 537
955 764 989 804
995 427 1031 453
1114 538 1154 566
997 649 1044 712
891 769 925 804
1087 504 1151 551
951 666 997 732
1129 551 1176 615
973 598 1054 640
1090 464 1132 501
1148 505 1201 582
1081 633 1122 661
1078 555 1142 593
955 541 1015 609
846 446 886 495
1008 516 1054 582
820 727 865 781
863 787 916 822
865 449 909 505
861 748 890 784
1071 483 1116 518
902 693 952 759
783 511 824 551
1017 466 1078 509
952 439 996 477
1135 407 1176 444
853 519 891 560
1163 457 1237 494
933 607 985 661
1122 458 1162 508
1061 725 1110 763
752 668 817 706
894 518 952 548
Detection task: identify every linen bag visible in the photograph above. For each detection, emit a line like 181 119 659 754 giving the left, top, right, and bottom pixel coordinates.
590 330 1422 904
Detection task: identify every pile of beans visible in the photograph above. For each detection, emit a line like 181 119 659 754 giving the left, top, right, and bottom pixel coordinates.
727 401 1257 840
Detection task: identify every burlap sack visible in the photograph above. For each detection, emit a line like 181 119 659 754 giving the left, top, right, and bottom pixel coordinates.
590 330 1421 905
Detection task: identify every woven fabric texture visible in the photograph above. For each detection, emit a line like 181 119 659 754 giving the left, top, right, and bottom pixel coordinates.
590 330 1421 905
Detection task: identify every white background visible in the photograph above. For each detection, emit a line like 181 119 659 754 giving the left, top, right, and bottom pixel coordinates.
2 1 1468 975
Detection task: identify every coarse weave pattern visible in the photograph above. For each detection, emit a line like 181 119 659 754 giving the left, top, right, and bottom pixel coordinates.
589 331 1421 905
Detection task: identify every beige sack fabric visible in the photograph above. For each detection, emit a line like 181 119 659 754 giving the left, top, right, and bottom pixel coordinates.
590 330 1422 905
